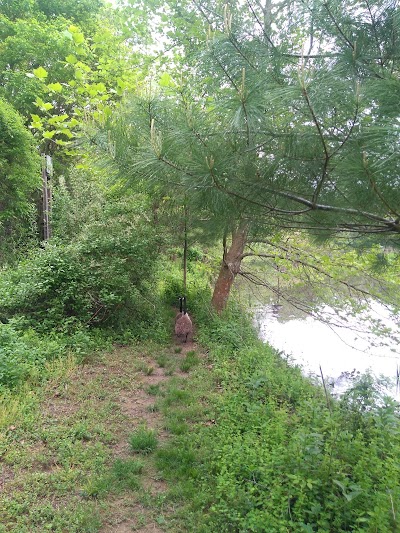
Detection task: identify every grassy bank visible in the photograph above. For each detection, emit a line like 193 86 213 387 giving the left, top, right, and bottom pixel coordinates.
0 340 206 532
154 303 400 532
1 268 399 531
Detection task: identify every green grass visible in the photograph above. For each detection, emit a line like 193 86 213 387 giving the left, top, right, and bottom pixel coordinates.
129 426 158 454
156 354 169 368
134 361 155 375
147 383 162 396
179 351 200 373
0 346 164 532
145 301 400 533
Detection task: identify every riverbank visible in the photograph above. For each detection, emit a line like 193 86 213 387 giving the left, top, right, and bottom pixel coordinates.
1 304 400 532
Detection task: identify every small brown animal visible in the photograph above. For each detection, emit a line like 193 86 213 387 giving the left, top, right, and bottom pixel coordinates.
175 296 192 343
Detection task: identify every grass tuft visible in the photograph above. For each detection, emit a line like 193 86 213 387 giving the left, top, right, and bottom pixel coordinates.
179 351 200 373
129 426 158 454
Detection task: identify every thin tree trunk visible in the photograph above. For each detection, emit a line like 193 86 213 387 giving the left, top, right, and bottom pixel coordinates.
41 154 52 241
211 221 248 313
183 204 188 296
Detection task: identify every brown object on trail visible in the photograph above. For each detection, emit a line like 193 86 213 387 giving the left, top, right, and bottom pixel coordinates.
175 296 192 343
175 313 192 343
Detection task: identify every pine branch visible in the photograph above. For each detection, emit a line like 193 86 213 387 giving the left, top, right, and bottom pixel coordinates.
362 152 400 219
299 81 330 203
210 170 400 232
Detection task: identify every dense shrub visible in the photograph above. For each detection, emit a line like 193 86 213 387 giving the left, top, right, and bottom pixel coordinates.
0 98 40 264
0 198 161 331
0 318 105 390
0 97 40 222
0 322 45 388
197 315 400 532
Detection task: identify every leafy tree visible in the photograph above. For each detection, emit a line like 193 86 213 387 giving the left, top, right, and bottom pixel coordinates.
0 0 36 20
0 98 40 244
0 0 104 22
24 5 156 159
36 0 103 24
0 15 76 117
104 0 400 311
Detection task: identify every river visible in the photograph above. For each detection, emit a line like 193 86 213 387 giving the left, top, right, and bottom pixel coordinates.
254 298 400 399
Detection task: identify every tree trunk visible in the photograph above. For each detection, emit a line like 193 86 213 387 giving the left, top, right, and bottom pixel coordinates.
211 221 248 313
183 204 188 296
41 154 52 241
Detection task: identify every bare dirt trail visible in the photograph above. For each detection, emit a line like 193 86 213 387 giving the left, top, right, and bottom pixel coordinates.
98 340 199 533
0 334 202 533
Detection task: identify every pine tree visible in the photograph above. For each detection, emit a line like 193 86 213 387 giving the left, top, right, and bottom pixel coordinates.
106 0 400 310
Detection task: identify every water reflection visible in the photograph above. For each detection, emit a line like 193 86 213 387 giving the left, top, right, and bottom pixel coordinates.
255 300 400 398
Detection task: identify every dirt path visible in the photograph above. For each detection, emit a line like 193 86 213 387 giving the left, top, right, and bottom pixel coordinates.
98 341 198 533
0 338 202 533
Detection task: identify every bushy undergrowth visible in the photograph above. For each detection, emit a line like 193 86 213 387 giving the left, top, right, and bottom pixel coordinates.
0 199 160 332
0 195 173 390
0 320 103 392
157 300 400 532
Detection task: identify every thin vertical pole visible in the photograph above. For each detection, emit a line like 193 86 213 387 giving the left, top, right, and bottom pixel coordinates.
183 202 188 296
41 154 52 241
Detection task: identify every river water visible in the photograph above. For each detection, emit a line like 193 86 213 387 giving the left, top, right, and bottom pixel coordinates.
254 299 400 398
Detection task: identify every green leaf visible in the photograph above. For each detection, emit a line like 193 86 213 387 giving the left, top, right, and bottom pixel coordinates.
60 129 74 139
65 54 77 65
72 32 85 45
47 82 63 93
42 130 56 139
62 30 73 41
159 72 175 88
35 97 45 107
33 67 48 80
34 97 53 111
48 115 69 125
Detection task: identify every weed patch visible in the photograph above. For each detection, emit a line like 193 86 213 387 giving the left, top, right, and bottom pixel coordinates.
129 426 158 454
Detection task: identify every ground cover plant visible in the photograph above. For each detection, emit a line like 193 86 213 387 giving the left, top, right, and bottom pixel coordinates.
0 343 186 532
154 301 400 532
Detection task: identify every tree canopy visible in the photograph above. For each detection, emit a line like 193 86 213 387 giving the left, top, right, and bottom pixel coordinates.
99 0 400 309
